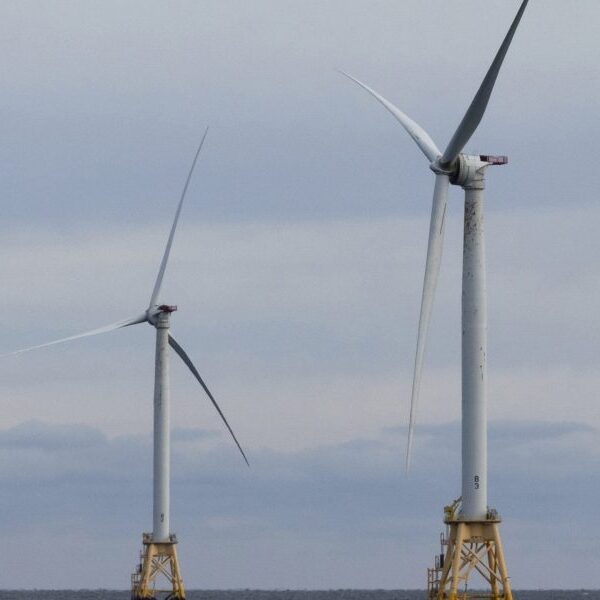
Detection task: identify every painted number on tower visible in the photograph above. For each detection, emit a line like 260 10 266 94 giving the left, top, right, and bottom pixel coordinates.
474 475 480 489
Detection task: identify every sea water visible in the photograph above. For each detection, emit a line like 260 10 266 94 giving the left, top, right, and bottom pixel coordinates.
0 591 596 600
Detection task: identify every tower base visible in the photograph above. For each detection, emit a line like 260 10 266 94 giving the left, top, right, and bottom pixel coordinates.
427 499 512 600
131 533 186 600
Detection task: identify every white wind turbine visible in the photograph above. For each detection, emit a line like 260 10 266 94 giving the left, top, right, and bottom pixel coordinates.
4 128 248 598
342 2 529 598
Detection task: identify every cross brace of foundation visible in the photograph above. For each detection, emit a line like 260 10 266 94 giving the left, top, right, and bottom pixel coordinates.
131 533 186 600
428 511 512 600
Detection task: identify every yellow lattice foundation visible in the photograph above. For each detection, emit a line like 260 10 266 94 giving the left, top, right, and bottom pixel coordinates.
428 501 512 600
131 533 185 600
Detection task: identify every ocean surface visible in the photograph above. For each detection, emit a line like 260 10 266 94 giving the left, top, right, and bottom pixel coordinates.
0 592 596 600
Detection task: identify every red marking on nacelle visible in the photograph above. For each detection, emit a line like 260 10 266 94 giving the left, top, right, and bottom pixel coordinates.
159 304 178 313
480 154 508 165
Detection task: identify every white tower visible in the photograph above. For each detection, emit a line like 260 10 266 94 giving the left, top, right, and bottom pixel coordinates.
153 308 173 542
459 158 489 521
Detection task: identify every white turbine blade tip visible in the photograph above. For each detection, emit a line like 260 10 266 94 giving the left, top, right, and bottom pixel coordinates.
168 334 250 466
338 69 441 163
1 313 147 358
441 0 530 164
405 174 450 470
149 128 209 308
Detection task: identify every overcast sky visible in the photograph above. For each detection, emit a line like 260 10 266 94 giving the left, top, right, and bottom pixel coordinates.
1 0 600 590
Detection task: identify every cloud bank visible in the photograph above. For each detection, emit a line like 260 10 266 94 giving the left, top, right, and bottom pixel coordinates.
0 419 597 589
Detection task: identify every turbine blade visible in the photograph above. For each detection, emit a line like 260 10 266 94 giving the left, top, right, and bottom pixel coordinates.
168 334 250 466
406 173 450 472
2 313 148 357
441 0 529 165
149 127 209 308
339 70 441 163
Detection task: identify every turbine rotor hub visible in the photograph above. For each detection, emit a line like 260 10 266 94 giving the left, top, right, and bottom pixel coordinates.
450 154 487 189
146 304 177 326
449 154 505 190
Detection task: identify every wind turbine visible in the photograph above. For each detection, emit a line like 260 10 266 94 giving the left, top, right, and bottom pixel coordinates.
4 128 248 599
342 1 529 598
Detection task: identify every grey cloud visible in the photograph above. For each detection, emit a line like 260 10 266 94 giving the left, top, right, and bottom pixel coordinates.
0 420 598 587
173 427 222 443
487 420 597 444
1 1 599 229
3 213 600 459
385 420 597 444
0 419 107 450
